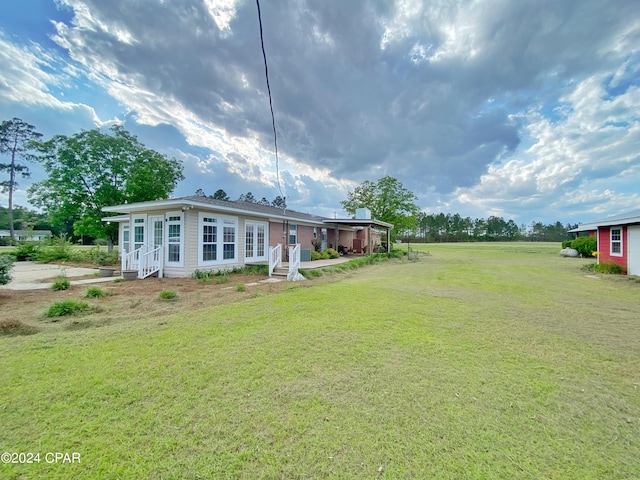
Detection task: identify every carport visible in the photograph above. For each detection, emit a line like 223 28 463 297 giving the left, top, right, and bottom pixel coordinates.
323 218 394 254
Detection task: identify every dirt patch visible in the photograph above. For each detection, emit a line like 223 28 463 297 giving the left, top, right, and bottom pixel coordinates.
0 271 333 335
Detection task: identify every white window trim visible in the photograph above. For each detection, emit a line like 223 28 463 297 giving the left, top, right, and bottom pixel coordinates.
610 226 623 257
165 211 184 267
198 212 238 267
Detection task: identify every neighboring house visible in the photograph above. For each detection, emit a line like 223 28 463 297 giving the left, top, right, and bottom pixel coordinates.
569 209 640 276
0 229 52 241
102 196 393 279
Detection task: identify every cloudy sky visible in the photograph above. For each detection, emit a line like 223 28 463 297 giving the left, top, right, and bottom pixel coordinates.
1 0 639 225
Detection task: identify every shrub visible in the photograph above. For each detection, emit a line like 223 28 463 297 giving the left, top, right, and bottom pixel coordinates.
235 283 246 292
37 235 73 263
14 242 40 261
159 289 177 300
51 274 71 291
85 286 104 298
593 261 625 275
570 236 597 257
0 254 14 285
69 247 119 266
324 248 340 259
45 299 91 318
561 240 573 249
310 250 321 261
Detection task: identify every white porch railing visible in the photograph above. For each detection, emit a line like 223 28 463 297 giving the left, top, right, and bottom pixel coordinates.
122 246 142 273
269 243 282 276
287 244 305 281
140 246 163 279
122 245 163 279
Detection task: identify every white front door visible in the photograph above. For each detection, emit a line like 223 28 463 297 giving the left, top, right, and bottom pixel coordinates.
628 226 640 276
149 215 164 251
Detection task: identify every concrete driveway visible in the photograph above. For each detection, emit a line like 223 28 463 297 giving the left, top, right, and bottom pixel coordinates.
0 261 119 291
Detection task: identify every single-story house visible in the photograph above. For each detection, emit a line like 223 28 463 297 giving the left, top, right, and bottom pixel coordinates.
569 209 640 276
0 229 52 241
102 196 393 280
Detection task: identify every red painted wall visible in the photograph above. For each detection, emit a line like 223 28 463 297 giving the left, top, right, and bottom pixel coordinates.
598 226 627 269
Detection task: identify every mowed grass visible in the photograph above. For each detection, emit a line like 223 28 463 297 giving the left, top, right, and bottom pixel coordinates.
1 243 638 479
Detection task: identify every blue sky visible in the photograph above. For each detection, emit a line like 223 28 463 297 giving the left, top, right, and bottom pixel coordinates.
1 0 639 225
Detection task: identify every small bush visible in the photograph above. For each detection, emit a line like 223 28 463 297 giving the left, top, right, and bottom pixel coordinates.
571 236 597 257
310 250 321 261
85 286 104 298
159 289 177 300
561 240 573 249
45 299 91 318
37 235 73 263
14 242 40 261
324 248 340 259
0 254 14 285
51 274 71 291
592 261 625 275
235 283 246 292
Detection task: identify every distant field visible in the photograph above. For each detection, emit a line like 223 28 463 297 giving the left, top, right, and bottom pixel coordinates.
1 242 638 479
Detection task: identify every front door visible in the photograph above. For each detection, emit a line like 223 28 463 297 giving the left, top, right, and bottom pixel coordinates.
149 215 164 251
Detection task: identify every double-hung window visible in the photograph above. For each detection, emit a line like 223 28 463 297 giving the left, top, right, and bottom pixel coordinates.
610 227 623 256
289 224 297 245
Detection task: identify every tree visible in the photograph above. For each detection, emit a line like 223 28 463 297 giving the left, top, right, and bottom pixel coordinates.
271 195 287 209
0 118 42 241
212 189 230 201
257 197 271 206
238 192 256 203
194 188 206 197
341 176 419 237
28 125 184 247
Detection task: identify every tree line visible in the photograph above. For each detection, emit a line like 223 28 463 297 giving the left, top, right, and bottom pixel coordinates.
406 213 576 243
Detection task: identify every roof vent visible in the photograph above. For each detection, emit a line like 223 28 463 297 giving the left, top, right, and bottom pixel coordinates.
356 208 371 220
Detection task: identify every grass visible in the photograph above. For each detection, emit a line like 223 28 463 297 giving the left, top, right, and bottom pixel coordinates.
50 274 70 291
0 242 638 478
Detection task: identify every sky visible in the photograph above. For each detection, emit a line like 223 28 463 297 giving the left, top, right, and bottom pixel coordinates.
1 0 639 226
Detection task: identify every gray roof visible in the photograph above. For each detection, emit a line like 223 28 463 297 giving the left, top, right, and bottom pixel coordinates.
103 196 394 229
569 208 640 232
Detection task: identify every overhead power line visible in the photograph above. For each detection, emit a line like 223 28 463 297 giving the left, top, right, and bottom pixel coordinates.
255 0 285 203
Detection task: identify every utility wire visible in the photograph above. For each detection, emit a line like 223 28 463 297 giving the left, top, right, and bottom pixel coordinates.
255 0 286 204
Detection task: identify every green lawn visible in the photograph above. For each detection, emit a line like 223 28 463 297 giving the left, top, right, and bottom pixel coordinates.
1 243 638 479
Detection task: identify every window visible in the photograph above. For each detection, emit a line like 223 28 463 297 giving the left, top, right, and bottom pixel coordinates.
202 217 217 262
611 227 622 256
257 224 265 257
289 224 297 245
133 217 145 251
122 223 130 254
198 213 237 265
166 213 183 265
223 220 236 260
